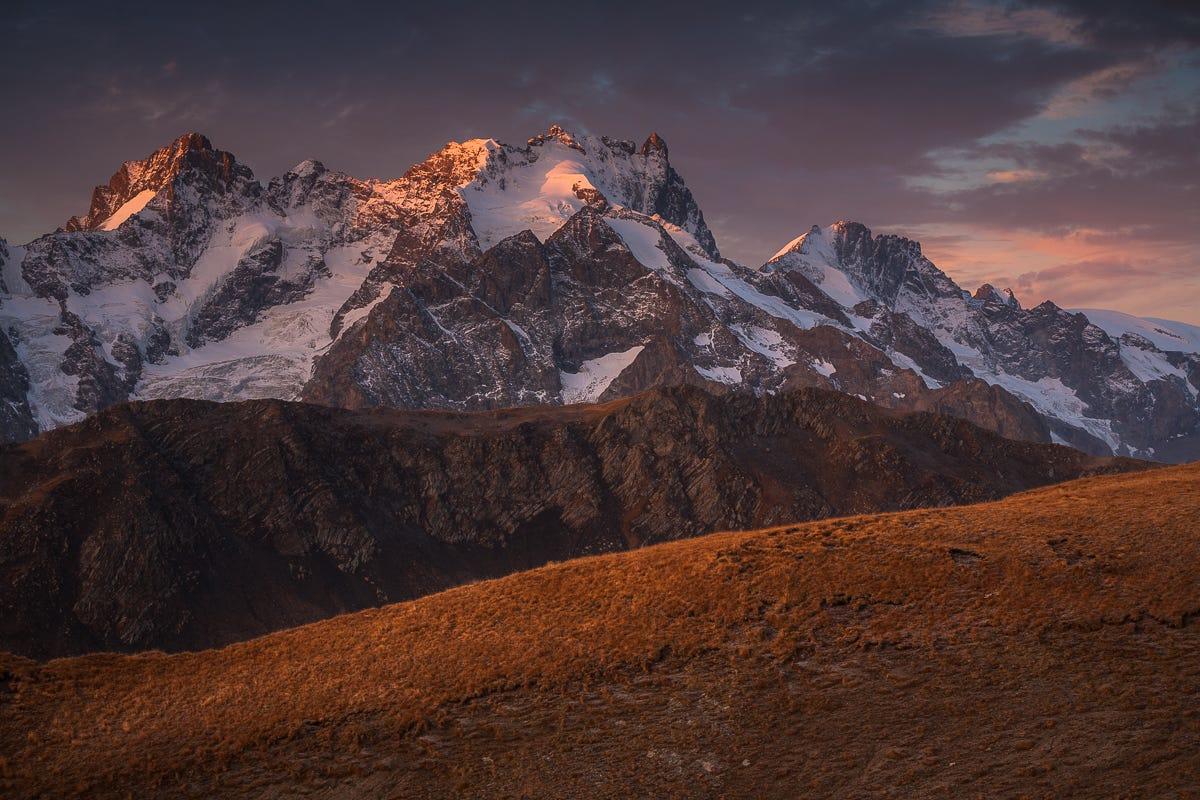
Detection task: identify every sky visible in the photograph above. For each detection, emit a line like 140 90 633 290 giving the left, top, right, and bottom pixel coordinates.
2 0 1197 322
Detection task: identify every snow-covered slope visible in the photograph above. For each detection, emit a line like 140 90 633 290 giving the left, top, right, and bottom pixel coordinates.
97 190 157 231
1 127 1196 461
1072 308 1200 354
766 226 871 308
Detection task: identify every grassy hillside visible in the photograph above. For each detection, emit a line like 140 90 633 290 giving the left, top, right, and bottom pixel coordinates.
2 464 1198 798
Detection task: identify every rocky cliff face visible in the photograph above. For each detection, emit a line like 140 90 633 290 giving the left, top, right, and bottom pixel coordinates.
0 326 37 442
0 127 1196 459
0 385 1139 659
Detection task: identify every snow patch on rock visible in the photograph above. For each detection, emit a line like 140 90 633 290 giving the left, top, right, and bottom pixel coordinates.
695 364 743 384
98 190 157 231
811 358 836 377
607 217 670 270
560 345 644 404
732 324 795 368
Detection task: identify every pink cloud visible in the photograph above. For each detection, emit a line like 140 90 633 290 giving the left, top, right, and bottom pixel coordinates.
985 168 1044 183
903 223 1200 324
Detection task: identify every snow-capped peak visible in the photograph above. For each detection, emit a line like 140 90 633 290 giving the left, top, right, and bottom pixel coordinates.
973 283 1021 309
640 131 668 158
768 224 823 262
288 159 326 178
450 125 719 258
528 123 585 152
64 132 258 234
763 223 881 309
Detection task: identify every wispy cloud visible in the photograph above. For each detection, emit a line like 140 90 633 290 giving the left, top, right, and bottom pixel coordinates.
1039 58 1159 118
918 1 1084 46
322 103 364 129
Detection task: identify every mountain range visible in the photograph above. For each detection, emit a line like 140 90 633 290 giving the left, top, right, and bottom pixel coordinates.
1 127 1198 460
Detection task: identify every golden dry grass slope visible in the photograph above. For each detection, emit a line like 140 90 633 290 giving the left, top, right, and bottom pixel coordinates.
2 464 1199 799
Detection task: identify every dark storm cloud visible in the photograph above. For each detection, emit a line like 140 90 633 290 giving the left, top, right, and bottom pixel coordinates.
0 0 1196 318
729 23 1109 170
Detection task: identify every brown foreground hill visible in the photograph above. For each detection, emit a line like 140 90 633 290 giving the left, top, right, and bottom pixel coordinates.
0 385 1138 659
2 464 1198 799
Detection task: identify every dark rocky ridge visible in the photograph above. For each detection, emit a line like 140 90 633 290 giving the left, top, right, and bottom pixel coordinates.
0 385 1141 659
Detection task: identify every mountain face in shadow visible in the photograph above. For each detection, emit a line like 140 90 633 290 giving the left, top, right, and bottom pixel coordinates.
0 385 1140 659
